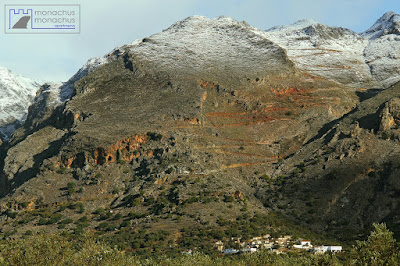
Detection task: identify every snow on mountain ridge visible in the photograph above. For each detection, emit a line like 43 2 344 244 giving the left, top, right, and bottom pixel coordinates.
361 11 400 87
264 19 376 88
264 12 400 89
266 18 320 33
28 42 139 116
165 15 247 32
362 11 400 39
0 67 40 140
127 15 293 78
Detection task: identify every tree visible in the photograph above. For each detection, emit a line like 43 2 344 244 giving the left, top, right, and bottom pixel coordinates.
350 223 400 265
66 182 76 195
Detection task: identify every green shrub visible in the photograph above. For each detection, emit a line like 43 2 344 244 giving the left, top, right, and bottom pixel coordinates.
106 224 117 232
0 232 137 265
58 224 66 229
47 214 62 225
96 222 109 230
24 230 33 236
18 217 31 225
99 211 113 220
60 218 73 225
72 226 84 236
21 202 29 208
77 216 89 223
223 195 234 203
57 167 66 174
285 111 293 116
368 171 376 177
68 203 77 210
120 221 130 228
260 174 270 181
128 212 147 220
4 209 17 219
382 131 391 140
38 218 47 225
66 182 76 195
165 167 174 174
94 208 105 215
67 182 76 189
76 202 85 213
95 173 103 179
113 213 123 220
147 132 163 141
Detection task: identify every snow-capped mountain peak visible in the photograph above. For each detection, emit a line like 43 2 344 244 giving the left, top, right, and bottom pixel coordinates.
0 67 40 140
362 11 400 39
125 15 293 79
266 18 320 33
361 11 400 87
293 18 319 26
165 15 247 32
264 18 375 88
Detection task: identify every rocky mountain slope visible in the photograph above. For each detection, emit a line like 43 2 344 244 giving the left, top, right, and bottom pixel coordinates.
0 67 40 140
0 13 399 254
260 80 400 241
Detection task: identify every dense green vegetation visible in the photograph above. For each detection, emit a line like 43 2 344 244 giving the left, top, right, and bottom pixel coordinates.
0 223 398 265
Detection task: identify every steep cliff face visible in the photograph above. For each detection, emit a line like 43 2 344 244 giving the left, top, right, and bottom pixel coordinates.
20 46 131 136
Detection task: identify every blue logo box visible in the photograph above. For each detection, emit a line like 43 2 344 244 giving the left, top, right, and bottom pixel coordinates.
5 4 80 34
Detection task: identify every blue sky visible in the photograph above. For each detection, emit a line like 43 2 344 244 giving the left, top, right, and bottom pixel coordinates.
0 0 399 82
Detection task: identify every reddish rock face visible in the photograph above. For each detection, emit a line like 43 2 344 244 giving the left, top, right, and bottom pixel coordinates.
198 80 218 90
272 87 311 96
63 135 149 167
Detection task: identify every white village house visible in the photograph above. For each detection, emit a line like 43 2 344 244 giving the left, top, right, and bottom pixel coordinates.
313 246 343 254
293 240 313 250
